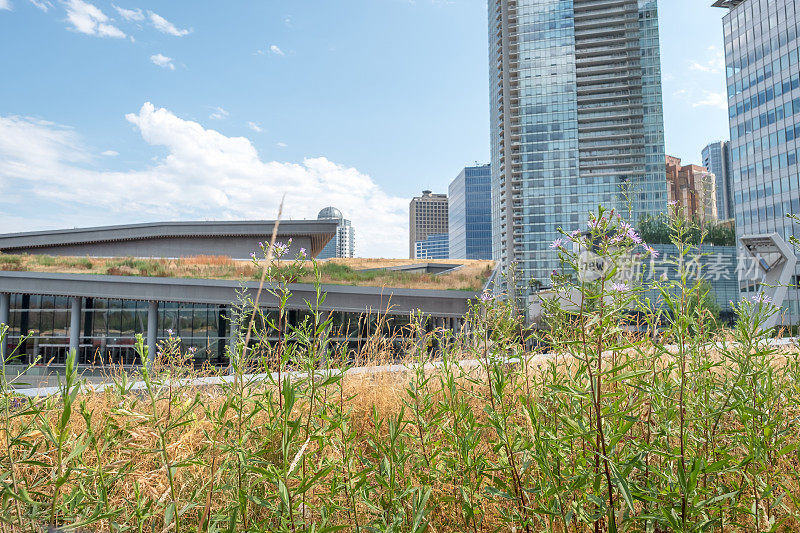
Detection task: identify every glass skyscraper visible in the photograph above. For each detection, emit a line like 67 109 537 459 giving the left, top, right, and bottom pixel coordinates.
449 164 493 260
490 0 667 291
715 0 800 322
415 233 449 260
317 207 355 259
701 141 734 221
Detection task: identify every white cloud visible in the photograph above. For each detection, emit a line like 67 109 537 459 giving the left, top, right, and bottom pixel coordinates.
688 46 725 74
64 0 126 38
150 53 175 70
0 0 11 11
270 45 285 56
277 142 288 148
29 0 52 12
0 104 407 257
101 150 118 156
209 107 229 120
247 121 263 133
148 11 190 36
692 90 727 110
112 4 143 21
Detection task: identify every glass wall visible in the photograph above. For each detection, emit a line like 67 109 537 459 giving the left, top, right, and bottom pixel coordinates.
449 164 492 260
723 0 800 323
6 294 70 365
490 0 667 294
2 294 449 368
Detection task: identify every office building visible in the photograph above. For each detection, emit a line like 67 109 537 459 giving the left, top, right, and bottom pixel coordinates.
317 207 355 259
415 233 450 260
449 164 493 260
666 156 718 223
409 190 448 259
702 141 734 220
0 221 481 385
490 0 668 291
714 0 800 322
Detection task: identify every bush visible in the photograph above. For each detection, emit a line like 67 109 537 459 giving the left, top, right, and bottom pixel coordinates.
32 254 56 266
639 213 736 246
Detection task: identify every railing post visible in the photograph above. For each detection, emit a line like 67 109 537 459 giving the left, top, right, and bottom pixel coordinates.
0 293 9 363
69 297 81 359
147 301 158 364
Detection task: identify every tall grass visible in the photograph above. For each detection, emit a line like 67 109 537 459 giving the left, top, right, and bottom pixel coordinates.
1 208 800 531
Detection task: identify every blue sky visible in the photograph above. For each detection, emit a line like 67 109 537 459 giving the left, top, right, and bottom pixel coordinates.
0 0 730 257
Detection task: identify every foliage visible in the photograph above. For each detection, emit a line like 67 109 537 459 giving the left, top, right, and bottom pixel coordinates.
639 213 736 246
0 209 799 532
0 253 490 291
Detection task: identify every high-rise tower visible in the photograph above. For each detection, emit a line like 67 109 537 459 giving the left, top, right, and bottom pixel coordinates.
449 164 492 260
317 207 355 259
409 191 449 259
701 141 734 221
490 0 668 290
714 0 800 323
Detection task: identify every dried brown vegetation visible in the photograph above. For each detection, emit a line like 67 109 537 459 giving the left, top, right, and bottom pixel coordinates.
0 253 493 291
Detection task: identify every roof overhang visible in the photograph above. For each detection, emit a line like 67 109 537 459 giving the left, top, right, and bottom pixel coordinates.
0 220 338 259
0 271 477 318
711 0 745 8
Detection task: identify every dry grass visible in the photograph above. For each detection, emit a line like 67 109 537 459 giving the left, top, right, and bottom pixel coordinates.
5 337 800 532
0 253 494 291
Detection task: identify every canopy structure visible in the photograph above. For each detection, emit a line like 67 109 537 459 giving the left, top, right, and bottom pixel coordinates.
740 233 798 329
0 220 338 260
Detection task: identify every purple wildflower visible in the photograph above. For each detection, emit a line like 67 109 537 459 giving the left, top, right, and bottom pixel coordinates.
167 329 174 336
752 293 773 304
550 238 566 249
250 252 257 259
259 241 264 248
479 291 494 302
611 282 629 292
299 247 307 257
188 346 197 354
668 200 679 207
627 229 642 244
645 245 660 258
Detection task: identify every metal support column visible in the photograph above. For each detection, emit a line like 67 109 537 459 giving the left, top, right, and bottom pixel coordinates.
147 301 158 364
227 307 239 373
0 293 9 363
69 297 81 358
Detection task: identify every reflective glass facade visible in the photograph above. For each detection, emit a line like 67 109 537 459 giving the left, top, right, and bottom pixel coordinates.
448 164 493 260
720 0 800 321
415 233 450 260
4 295 228 366
490 0 667 292
2 296 424 369
317 207 355 259
702 141 734 220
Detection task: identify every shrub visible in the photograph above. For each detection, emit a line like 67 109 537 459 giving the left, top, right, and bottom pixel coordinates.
639 213 736 246
32 254 56 266
0 254 22 265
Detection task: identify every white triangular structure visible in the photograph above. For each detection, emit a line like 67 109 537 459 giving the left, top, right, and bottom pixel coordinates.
739 233 798 330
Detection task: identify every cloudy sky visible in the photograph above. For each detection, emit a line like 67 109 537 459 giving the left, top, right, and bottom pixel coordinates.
0 0 729 258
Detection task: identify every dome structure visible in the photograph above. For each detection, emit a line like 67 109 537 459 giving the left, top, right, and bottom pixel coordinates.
317 206 343 222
